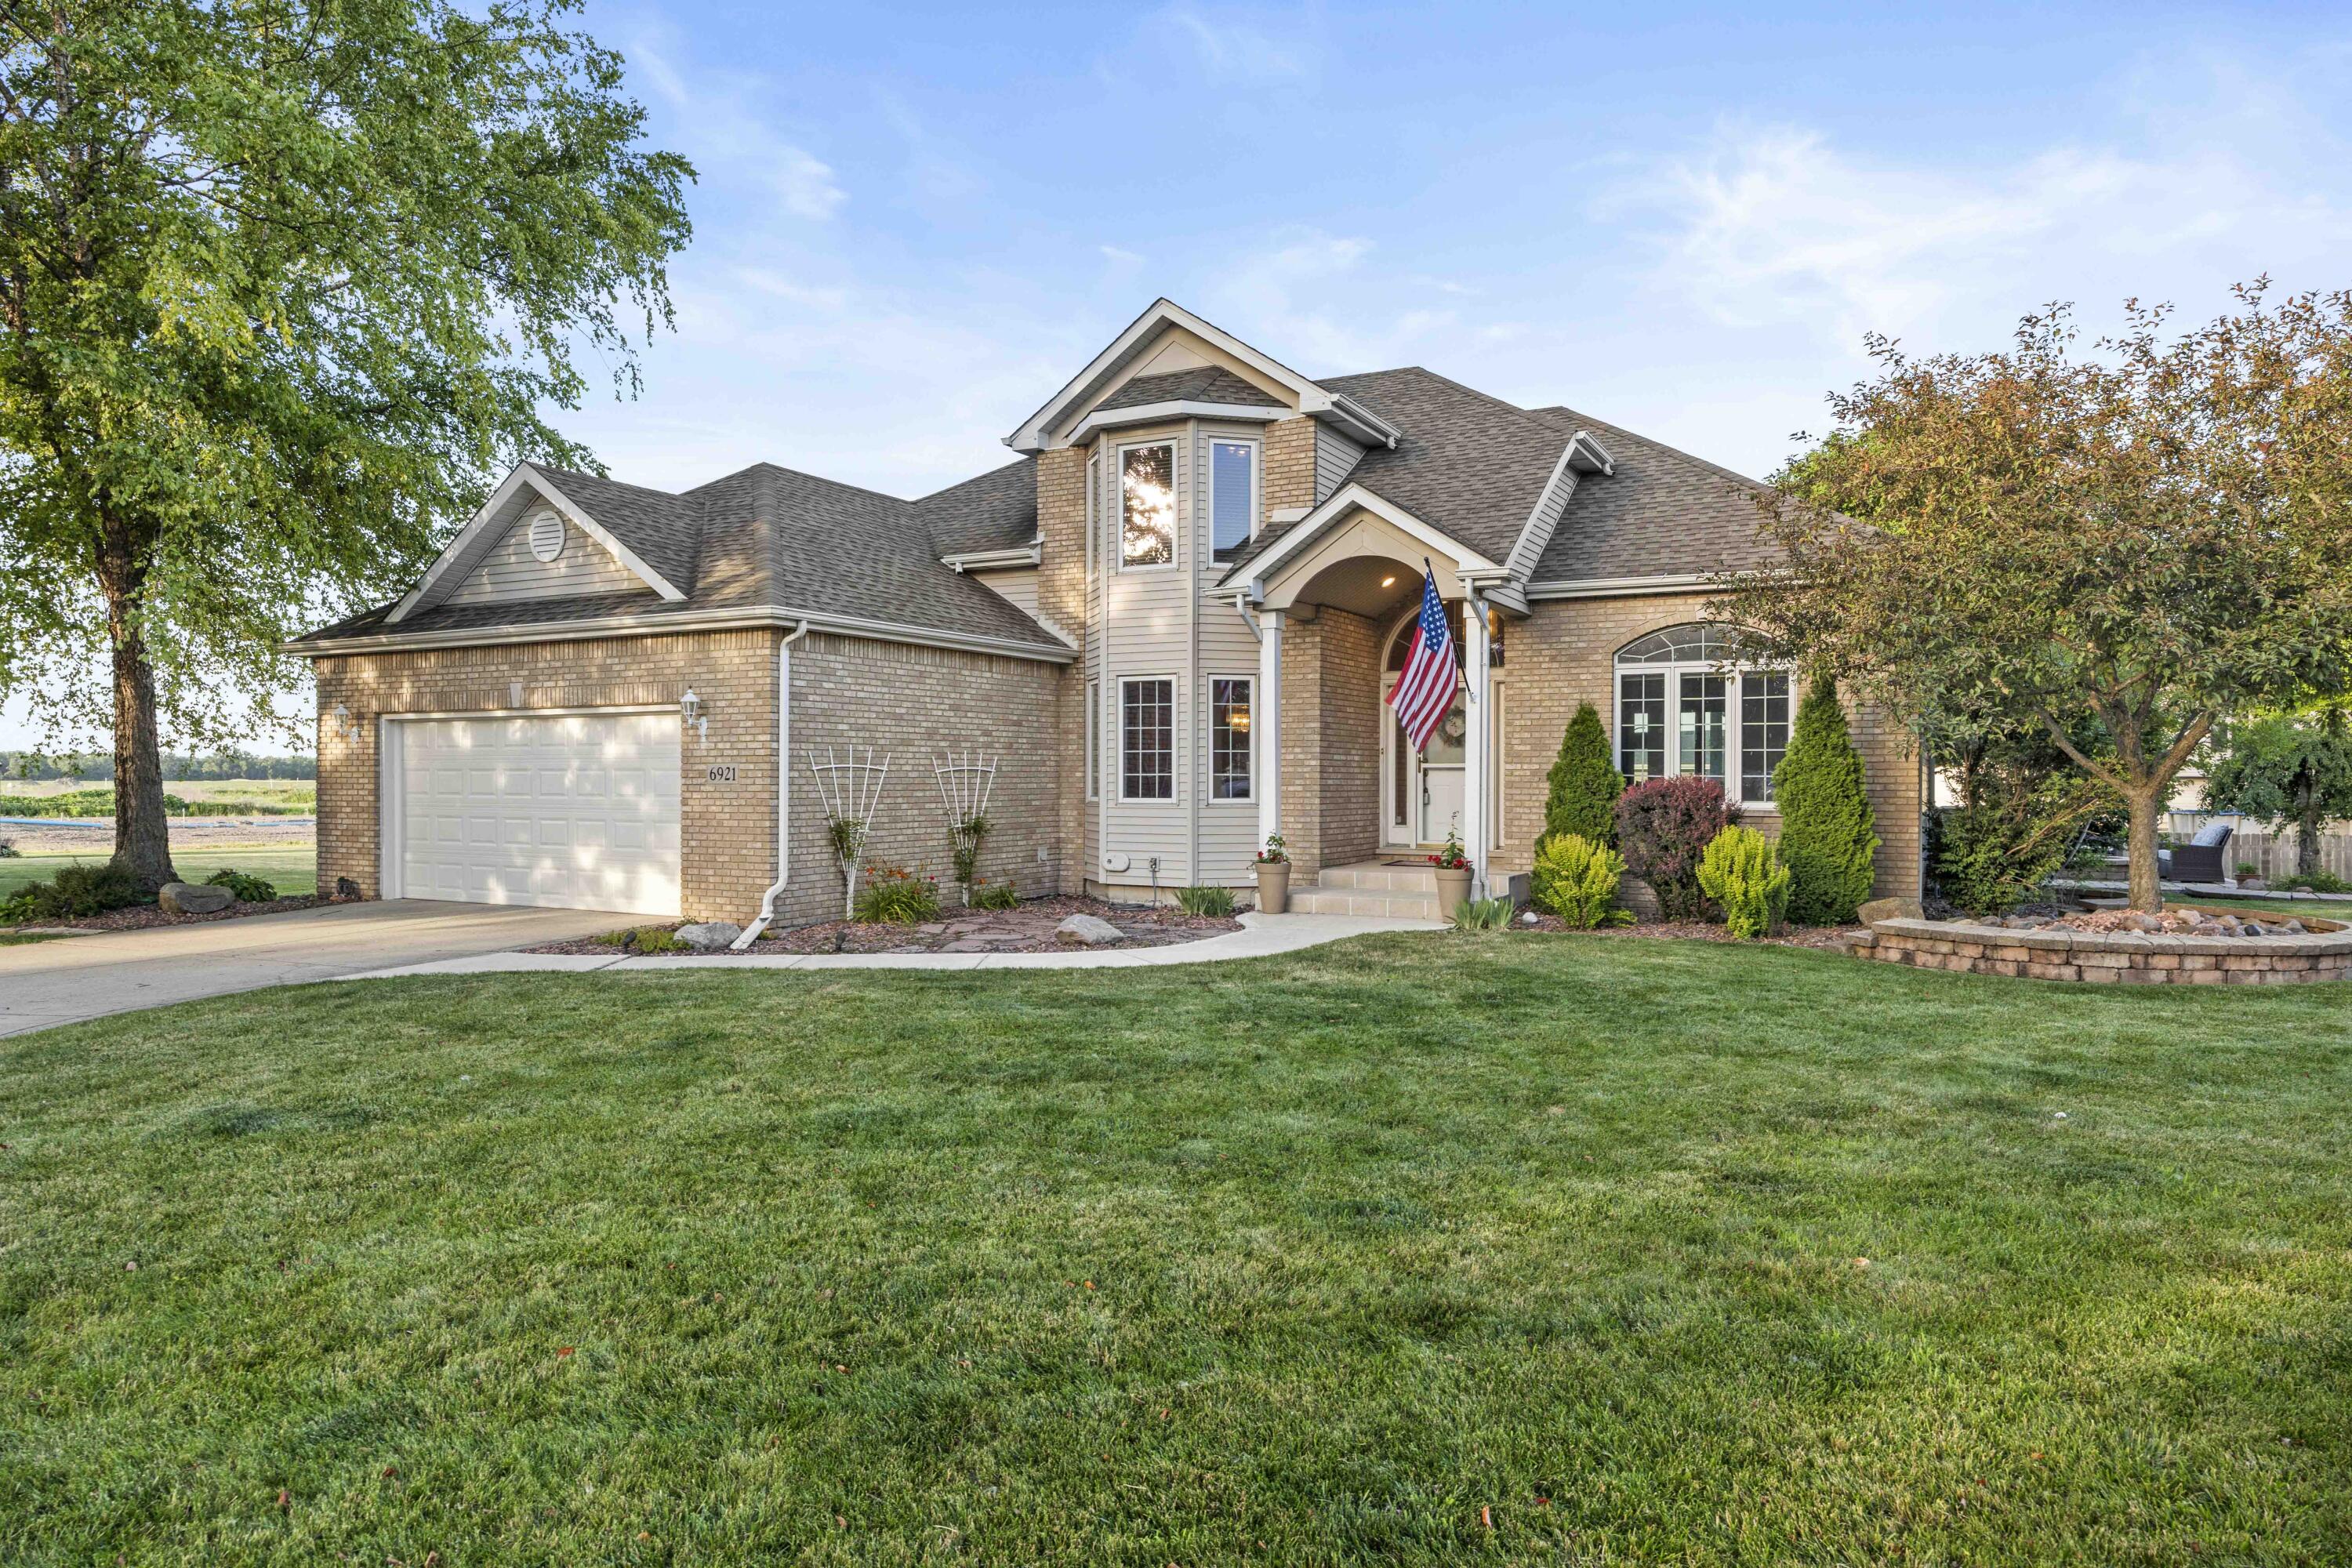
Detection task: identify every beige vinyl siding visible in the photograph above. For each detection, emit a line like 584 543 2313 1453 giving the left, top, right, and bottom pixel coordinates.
1097 422 1195 889
445 511 651 606
1195 423 1268 885
967 566 1040 622
1083 447 1105 880
1314 425 1365 502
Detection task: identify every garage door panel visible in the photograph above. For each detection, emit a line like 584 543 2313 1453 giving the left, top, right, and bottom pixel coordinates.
395 712 681 916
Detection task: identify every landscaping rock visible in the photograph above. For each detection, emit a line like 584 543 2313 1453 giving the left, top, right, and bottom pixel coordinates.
1055 913 1124 947
1857 896 1922 924
673 921 742 952
158 881 234 916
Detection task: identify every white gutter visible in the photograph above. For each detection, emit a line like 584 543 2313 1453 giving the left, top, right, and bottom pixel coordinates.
734 619 812 949
941 541 1042 572
282 604 1076 664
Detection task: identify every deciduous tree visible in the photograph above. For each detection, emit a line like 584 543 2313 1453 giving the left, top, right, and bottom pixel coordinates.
2203 708 2352 881
1730 285 2352 910
0 0 691 887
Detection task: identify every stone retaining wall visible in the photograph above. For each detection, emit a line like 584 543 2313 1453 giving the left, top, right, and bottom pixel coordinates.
1853 917 2352 985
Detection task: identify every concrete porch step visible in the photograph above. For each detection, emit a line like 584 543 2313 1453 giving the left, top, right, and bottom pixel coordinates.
1287 885 1445 920
1314 859 1442 893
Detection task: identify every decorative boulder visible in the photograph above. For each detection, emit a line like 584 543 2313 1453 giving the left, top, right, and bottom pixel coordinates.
1857 896 1922 925
673 921 742 952
1055 913 1123 947
158 881 235 916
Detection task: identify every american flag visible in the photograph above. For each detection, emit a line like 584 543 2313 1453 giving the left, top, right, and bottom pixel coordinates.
1386 571 1457 754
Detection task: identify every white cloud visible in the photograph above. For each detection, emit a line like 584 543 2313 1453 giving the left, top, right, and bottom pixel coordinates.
1099 244 1145 265
630 32 844 221
1152 4 1319 86
1614 112 2352 361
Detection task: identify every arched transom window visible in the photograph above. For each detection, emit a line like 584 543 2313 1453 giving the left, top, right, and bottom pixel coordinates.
1614 622 1791 806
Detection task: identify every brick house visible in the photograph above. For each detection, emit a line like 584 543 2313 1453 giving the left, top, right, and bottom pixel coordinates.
292 299 1922 927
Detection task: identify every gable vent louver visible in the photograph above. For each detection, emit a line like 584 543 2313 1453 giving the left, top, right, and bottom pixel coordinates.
527 507 567 563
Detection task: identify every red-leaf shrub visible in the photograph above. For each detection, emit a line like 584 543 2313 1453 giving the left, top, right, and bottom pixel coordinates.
1615 776 1740 920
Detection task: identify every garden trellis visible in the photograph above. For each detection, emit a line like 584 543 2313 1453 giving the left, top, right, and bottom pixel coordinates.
933 750 999 906
808 746 890 920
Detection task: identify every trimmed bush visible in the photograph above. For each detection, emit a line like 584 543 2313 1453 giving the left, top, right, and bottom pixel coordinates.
202 868 278 903
1541 702 1622 848
854 866 942 925
1928 804 2074 916
1175 884 1236 916
1616 776 1737 921
1772 675 1879 924
1531 833 1633 928
1697 825 1791 938
1 861 145 923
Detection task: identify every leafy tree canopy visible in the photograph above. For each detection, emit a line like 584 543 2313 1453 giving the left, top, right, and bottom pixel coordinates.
1728 284 2352 910
2202 708 2352 879
0 0 692 884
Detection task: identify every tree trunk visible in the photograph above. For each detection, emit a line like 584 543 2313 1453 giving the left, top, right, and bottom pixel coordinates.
2124 787 2164 913
100 564 177 893
2299 777 2323 880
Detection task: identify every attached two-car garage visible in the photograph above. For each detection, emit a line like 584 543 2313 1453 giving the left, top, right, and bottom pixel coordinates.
381 711 681 916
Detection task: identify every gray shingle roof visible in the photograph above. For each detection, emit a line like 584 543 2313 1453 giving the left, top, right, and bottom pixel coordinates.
298 457 1069 655
915 456 1038 557
1094 366 1283 412
1216 366 1573 579
1522 408 1784 584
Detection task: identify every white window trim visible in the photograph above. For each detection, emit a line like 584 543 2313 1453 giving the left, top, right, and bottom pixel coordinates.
1085 678 1100 801
1118 674 1178 803
1612 646 1791 811
1206 673 1255 805
1116 438 1180 574
1206 434 1261 558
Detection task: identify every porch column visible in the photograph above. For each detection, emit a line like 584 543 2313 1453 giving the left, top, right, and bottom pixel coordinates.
1461 590 1492 898
1258 607 1283 851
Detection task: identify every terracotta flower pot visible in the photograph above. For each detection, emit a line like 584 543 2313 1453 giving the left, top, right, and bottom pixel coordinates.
1434 866 1472 919
1255 862 1290 914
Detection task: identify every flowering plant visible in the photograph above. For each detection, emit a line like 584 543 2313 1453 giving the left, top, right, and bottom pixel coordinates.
1428 826 1470 870
1254 831 1290 866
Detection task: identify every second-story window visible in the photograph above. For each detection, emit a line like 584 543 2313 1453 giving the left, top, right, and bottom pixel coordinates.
1121 443 1175 568
1210 441 1254 559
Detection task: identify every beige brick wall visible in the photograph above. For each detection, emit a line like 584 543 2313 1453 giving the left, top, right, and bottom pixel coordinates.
1497 594 1922 900
1035 445 1090 895
1264 417 1318 514
1275 607 1381 873
314 626 1068 927
779 633 1065 926
313 630 781 920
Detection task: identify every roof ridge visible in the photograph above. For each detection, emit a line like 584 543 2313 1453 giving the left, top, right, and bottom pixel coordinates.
1530 405 1773 494
913 455 1033 506
524 460 688 504
686 459 919 507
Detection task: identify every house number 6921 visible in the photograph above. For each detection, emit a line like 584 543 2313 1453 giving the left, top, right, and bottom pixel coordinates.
705 764 739 783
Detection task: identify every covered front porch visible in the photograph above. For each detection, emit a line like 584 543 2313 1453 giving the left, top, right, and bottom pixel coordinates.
1232 498 1516 901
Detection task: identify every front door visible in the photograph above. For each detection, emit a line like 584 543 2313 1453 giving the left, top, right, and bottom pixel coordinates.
1417 695 1468 843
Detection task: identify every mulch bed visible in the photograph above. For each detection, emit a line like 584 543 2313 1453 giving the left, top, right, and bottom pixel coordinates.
524 895 1243 957
1506 909 1864 949
6 893 328 935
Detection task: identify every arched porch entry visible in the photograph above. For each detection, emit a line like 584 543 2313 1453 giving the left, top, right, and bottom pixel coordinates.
1238 499 1509 891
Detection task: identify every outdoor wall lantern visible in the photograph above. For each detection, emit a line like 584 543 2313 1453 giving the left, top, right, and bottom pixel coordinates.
680 688 707 742
330 703 361 742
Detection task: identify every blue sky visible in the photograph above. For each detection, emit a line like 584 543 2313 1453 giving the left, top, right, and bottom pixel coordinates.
9 2 2352 751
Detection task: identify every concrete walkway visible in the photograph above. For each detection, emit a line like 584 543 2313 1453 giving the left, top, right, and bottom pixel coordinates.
345 910 1445 980
0 900 635 1038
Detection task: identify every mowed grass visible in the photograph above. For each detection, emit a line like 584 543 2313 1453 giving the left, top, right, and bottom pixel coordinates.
0 844 316 902
4 936 2351 1564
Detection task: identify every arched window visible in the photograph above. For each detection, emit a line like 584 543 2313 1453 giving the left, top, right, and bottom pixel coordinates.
1614 622 1791 806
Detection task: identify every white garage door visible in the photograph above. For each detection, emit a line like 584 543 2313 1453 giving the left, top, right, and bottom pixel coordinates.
392 712 681 916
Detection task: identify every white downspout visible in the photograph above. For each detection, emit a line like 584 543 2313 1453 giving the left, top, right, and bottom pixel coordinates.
732 619 811 949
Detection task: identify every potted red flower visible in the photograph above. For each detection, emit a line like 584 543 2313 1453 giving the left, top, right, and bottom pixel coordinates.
1428 826 1472 919
1254 832 1290 914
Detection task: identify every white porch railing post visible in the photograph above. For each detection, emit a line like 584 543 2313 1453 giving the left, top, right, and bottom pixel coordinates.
1462 590 1492 899
1258 608 1283 850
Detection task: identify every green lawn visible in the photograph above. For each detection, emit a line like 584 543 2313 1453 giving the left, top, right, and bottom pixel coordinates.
4 935 2350 1563
0 844 316 901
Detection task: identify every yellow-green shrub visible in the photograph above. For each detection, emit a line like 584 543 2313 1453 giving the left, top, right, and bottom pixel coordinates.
1696 826 1791 938
1531 833 1633 928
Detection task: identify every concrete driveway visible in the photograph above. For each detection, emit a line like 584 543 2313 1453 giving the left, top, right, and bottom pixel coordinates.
0 900 631 1038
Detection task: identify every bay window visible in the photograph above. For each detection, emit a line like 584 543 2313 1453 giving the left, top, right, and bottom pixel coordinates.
1120 677 1174 800
1120 443 1175 568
